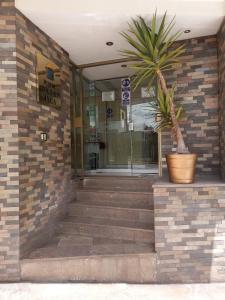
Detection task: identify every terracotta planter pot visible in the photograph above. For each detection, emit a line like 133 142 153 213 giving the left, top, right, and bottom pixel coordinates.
166 153 197 184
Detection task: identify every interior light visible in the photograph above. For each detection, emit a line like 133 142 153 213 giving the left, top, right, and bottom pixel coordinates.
184 29 191 34
106 41 114 46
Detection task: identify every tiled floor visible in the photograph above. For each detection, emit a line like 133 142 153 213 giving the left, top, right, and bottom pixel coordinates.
0 283 225 300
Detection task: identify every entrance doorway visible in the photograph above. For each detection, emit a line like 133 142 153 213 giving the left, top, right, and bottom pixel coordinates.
71 65 161 176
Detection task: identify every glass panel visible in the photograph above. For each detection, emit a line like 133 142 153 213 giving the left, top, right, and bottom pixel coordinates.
131 85 158 174
82 74 159 175
83 78 131 172
104 92 131 169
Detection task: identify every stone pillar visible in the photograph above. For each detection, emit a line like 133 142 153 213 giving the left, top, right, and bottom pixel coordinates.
0 0 20 281
153 181 225 283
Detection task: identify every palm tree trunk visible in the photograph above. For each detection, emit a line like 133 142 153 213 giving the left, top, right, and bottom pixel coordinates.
156 70 189 154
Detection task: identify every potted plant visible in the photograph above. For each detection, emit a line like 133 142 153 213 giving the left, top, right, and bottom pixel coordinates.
121 12 197 183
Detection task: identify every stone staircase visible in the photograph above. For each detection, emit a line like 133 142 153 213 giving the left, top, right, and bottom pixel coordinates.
21 176 157 283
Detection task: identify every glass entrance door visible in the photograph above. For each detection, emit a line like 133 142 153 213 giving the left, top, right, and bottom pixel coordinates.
83 77 159 175
131 95 159 174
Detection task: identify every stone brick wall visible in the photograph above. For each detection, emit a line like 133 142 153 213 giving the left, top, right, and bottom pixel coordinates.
0 0 20 281
218 18 225 180
15 11 72 257
153 182 225 283
162 35 219 176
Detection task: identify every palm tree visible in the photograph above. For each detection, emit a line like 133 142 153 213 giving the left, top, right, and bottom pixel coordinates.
121 12 188 154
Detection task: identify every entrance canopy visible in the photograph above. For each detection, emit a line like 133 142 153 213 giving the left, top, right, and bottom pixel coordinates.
15 0 224 80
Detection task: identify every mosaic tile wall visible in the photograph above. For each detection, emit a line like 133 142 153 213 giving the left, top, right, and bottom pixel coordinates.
0 0 20 281
153 183 225 283
218 18 225 180
161 35 220 176
15 11 72 257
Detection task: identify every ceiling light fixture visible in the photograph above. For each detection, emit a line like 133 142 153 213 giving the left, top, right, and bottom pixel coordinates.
106 41 114 46
121 64 127 68
184 29 191 34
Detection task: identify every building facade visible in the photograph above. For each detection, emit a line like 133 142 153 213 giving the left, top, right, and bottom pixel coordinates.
0 0 225 282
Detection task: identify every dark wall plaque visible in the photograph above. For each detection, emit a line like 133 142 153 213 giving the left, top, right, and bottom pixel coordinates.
36 53 61 109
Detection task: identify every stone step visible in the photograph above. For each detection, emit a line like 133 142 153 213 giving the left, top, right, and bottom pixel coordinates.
21 253 157 283
28 241 154 259
69 202 154 224
75 189 153 209
81 176 154 191
58 235 93 247
58 217 154 243
56 235 141 247
57 235 152 247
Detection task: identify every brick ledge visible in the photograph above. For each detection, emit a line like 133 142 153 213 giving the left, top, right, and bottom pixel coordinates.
153 176 225 188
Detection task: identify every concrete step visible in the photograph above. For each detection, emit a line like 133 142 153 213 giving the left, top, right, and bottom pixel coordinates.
21 253 157 283
75 189 153 209
58 216 154 243
80 176 154 191
69 202 154 224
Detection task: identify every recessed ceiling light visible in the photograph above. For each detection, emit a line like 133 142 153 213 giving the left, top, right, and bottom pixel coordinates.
106 41 114 46
184 29 191 34
121 64 127 68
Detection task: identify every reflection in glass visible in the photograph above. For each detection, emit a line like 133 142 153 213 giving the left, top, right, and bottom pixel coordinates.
82 77 159 174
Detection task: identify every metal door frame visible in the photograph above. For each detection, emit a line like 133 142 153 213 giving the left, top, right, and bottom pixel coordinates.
71 61 162 176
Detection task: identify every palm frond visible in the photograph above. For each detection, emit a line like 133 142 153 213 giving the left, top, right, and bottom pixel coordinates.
146 85 184 131
120 11 185 90
121 11 187 151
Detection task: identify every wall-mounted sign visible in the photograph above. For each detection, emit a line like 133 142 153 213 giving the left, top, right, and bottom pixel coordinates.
121 78 131 105
40 132 48 142
36 53 61 109
102 90 115 102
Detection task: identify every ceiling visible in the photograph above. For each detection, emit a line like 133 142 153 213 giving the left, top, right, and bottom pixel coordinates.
15 0 225 80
